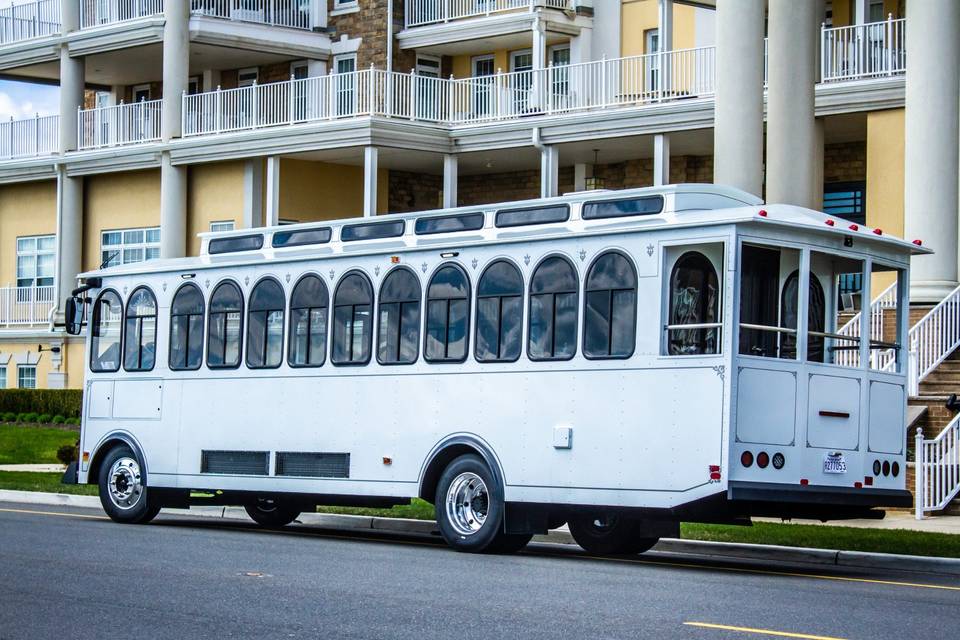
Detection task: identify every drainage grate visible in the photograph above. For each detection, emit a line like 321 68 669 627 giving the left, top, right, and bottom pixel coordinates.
275 452 350 478
201 450 269 475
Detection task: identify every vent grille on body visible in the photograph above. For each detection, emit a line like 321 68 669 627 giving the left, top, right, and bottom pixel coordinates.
200 450 269 475
275 452 350 478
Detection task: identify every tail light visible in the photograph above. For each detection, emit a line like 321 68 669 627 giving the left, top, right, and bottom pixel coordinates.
740 451 754 467
882 461 891 477
892 461 900 477
756 451 770 469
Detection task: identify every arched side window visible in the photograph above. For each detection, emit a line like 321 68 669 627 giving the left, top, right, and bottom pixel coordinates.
584 252 637 359
781 271 826 362
425 264 470 362
667 252 720 355
332 271 373 365
377 268 421 365
246 278 285 369
169 283 205 371
288 274 328 367
528 256 578 361
90 290 123 373
475 260 523 362
123 287 157 372
207 281 244 369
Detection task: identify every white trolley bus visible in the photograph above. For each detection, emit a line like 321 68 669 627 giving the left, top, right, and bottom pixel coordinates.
63 184 925 554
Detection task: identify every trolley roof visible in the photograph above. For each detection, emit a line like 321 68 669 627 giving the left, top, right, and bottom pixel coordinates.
80 183 929 280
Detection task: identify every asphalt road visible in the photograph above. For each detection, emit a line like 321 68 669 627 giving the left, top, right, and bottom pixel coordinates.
0 502 958 640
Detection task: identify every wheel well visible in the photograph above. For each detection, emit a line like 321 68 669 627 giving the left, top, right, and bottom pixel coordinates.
86 438 132 485
419 443 494 504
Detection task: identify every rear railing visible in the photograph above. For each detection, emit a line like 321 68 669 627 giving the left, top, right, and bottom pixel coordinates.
78 100 162 149
916 420 960 518
821 15 906 83
0 114 59 159
0 0 60 43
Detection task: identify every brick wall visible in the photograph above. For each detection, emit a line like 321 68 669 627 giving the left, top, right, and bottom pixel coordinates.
328 0 416 71
388 170 443 212
824 141 866 183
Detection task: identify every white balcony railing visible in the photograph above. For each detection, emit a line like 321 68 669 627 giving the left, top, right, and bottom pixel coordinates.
406 0 571 28
0 114 59 160
80 0 164 29
183 48 716 136
189 0 315 30
0 0 60 44
0 285 55 326
822 15 905 83
78 100 162 149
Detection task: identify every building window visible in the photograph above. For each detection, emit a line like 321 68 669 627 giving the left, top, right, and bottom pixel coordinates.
528 257 578 361
101 227 160 268
210 221 235 233
238 68 259 88
645 29 660 91
0 365 6 389
17 365 36 389
16 235 55 288
823 181 866 226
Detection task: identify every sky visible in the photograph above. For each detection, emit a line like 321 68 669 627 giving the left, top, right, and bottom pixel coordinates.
0 1 59 121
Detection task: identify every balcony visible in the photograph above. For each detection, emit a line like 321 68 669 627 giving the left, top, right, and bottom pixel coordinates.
405 0 571 28
183 47 716 136
0 0 60 44
821 16 905 83
77 0 318 30
0 286 55 327
0 115 58 160
79 0 165 29
78 100 162 150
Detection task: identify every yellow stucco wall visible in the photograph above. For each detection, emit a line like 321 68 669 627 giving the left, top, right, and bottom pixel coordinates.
621 0 696 57
0 341 58 389
187 161 246 256
832 0 902 27
0 180 57 287
866 108 905 293
83 169 161 272
278 159 387 222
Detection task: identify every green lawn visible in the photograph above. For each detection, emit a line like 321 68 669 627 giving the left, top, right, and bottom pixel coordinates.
0 424 77 465
0 471 955 558
0 471 96 496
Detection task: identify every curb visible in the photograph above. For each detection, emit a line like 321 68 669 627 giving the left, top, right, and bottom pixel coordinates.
3 489 959 576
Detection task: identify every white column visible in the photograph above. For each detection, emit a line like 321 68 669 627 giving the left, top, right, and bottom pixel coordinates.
243 159 264 228
540 145 559 198
658 0 673 95
853 0 867 25
58 52 83 154
311 0 328 29
161 0 189 142
160 155 187 258
904 0 960 302
201 69 221 92
531 17 546 109
569 28 592 66
766 0 819 209
713 0 764 197
653 134 670 186
574 163 588 192
442 154 458 209
265 156 281 227
55 168 83 311
363 146 379 217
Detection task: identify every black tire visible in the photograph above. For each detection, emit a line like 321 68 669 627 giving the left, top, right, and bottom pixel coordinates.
435 454 524 553
97 444 160 524
568 513 659 555
244 498 300 528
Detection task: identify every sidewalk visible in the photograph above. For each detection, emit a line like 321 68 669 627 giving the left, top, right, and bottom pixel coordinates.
757 511 960 535
0 464 65 473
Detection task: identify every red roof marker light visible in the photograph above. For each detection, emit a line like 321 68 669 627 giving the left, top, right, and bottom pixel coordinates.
825 219 835 227
873 228 883 235
849 224 859 231
758 209 768 217
913 239 923 246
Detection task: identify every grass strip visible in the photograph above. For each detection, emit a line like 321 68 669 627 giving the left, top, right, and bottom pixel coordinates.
0 471 96 496
0 425 78 465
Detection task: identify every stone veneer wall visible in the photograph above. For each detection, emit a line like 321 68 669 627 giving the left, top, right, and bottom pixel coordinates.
823 141 867 183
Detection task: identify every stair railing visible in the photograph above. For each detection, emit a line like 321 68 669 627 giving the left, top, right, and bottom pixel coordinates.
907 283 960 396
835 281 897 368
915 418 960 518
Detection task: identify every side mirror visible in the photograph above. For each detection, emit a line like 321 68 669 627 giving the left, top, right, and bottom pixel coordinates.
64 296 85 336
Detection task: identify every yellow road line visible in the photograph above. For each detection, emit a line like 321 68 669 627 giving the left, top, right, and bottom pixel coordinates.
684 622 846 639
0 506 109 520
2 506 958 593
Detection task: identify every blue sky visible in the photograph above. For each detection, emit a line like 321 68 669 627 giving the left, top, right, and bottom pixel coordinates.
0 79 58 120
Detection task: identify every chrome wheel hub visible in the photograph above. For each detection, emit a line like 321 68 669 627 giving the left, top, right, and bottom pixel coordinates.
108 457 143 510
445 472 489 536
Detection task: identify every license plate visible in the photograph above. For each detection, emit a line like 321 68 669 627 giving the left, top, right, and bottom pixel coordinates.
823 453 847 474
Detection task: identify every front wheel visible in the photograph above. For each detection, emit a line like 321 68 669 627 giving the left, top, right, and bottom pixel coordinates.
435 454 529 554
98 445 160 524
245 498 300 528
568 513 659 555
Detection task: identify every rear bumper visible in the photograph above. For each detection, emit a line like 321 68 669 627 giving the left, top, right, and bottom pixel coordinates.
727 480 913 519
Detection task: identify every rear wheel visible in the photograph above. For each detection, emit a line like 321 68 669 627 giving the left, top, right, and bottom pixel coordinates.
245 498 301 528
568 513 659 556
97 445 160 524
435 454 530 554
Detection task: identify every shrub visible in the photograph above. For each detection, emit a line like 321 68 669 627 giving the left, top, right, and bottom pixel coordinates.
0 389 82 419
37 413 52 424
56 443 79 465
1 412 15 422
65 417 81 426
51 415 65 424
23 412 38 423
16 413 29 422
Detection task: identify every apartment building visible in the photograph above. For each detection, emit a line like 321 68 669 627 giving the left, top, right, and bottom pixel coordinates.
0 0 956 392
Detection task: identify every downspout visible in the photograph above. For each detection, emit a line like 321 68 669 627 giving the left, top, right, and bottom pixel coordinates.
532 126 544 152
